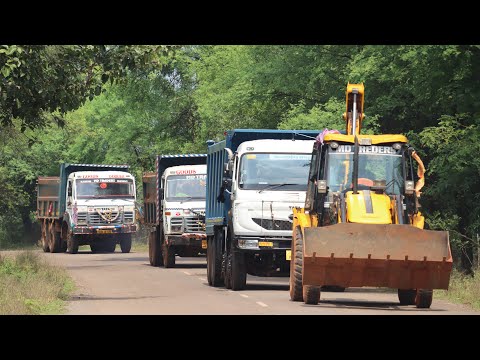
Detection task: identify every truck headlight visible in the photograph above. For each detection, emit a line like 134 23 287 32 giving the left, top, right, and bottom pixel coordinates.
238 239 259 249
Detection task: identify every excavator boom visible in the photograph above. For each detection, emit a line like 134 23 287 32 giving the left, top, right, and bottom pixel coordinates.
343 83 365 135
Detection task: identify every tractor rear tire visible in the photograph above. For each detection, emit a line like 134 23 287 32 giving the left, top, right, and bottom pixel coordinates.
67 232 79 254
230 250 247 291
290 227 304 301
149 230 164 266
398 289 417 305
41 221 50 253
120 234 132 253
163 244 176 268
207 231 224 287
415 289 433 309
224 252 232 289
49 222 62 253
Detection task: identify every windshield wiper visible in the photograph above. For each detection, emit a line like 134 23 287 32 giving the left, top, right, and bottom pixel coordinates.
258 183 297 193
180 196 193 203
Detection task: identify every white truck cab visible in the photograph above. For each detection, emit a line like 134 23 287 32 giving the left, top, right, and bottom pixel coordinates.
231 139 314 247
162 164 207 254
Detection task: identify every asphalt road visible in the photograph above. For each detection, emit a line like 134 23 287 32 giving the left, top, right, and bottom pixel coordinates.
40 250 477 315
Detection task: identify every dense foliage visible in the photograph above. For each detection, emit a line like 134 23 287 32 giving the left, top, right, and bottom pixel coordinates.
1 45 479 272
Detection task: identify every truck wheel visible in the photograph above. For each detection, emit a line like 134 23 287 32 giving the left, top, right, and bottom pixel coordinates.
41 221 50 252
398 289 417 305
90 243 99 253
290 227 304 301
207 231 224 287
230 250 247 291
106 239 116 253
415 289 433 309
303 285 321 305
149 230 163 266
67 232 79 254
224 252 232 289
120 234 132 253
163 244 176 268
60 240 67 252
48 222 62 253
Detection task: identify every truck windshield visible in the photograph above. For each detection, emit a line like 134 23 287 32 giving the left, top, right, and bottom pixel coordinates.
239 153 311 191
76 179 135 198
166 174 207 201
327 145 404 195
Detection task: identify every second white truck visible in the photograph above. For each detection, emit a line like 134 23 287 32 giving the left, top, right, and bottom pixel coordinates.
143 154 207 268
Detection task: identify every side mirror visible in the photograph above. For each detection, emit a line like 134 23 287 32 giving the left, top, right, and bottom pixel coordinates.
405 180 415 195
158 188 164 199
67 187 72 197
223 159 234 177
317 180 327 194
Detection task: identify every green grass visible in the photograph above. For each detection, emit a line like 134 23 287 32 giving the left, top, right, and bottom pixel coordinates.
0 242 40 251
0 251 75 315
132 241 148 252
436 269 480 311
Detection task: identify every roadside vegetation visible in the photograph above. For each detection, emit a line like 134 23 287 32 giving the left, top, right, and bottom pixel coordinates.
0 251 74 314
436 270 480 310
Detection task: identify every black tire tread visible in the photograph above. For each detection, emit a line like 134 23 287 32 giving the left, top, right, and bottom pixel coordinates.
290 227 304 301
415 289 433 309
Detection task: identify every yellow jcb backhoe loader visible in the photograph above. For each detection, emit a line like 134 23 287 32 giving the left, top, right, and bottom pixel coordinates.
290 83 452 308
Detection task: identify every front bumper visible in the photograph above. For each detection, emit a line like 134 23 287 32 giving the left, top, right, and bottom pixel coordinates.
234 236 292 251
73 224 137 235
166 232 207 247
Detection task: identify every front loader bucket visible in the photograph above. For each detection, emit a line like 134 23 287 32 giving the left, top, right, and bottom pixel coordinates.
302 223 452 290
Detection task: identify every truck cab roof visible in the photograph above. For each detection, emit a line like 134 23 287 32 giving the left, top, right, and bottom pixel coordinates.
163 164 207 177
69 170 135 180
237 139 315 154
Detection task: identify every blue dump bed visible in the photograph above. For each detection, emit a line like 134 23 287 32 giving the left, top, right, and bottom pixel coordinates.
205 129 321 235
142 154 207 226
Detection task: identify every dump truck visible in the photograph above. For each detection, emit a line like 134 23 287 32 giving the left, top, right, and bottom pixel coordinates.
205 129 321 290
143 154 207 268
36 163 137 254
290 83 452 308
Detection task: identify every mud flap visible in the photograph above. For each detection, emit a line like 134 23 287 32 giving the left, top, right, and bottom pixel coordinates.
302 223 452 290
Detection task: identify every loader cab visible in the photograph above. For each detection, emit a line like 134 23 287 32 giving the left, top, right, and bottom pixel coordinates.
325 143 404 195
305 134 415 219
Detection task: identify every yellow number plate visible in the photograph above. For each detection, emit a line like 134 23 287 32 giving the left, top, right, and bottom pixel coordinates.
258 241 273 247
201 239 207 249
286 250 291 261
97 229 113 234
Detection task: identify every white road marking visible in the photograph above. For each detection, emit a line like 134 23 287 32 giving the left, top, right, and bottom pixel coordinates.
240 294 249 298
256 301 268 307
183 271 191 275
198 277 207 281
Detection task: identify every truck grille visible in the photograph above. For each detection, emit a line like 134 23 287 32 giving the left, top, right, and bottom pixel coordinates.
185 216 204 232
252 218 292 231
87 211 134 226
77 212 88 224
169 216 204 232
89 211 122 225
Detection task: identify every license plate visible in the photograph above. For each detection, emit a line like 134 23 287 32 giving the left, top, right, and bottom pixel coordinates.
201 239 207 249
97 229 113 234
258 241 273 247
286 250 291 261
